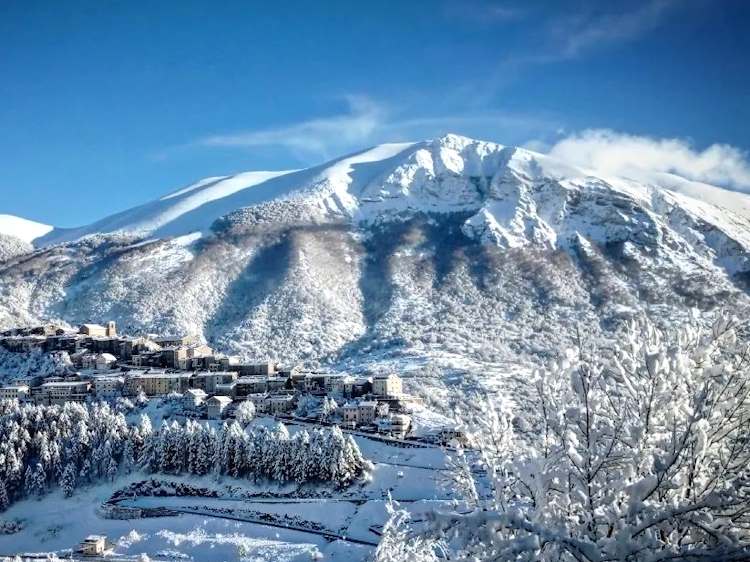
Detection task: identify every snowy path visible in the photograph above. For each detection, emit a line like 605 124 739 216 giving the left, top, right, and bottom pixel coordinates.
155 505 380 546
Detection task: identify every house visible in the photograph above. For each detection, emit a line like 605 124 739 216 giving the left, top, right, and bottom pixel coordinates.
92 376 124 399
301 373 349 395
185 354 231 371
130 350 161 368
126 371 192 396
0 384 29 401
78 534 107 555
301 372 348 394
160 346 189 369
357 400 380 424
95 353 118 370
206 395 233 419
352 377 372 397
372 373 403 397
332 375 356 396
341 400 388 426
36 380 91 405
376 414 412 438
245 392 270 414
78 322 117 338
342 402 359 425
192 371 237 393
153 334 199 348
183 388 207 409
426 426 468 446
119 336 160 361
234 376 271 396
0 336 45 352
43 334 81 354
15 374 44 388
214 381 237 398
231 362 277 376
186 343 213 359
267 394 296 415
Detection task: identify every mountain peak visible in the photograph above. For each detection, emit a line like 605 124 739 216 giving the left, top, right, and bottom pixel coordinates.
0 214 53 244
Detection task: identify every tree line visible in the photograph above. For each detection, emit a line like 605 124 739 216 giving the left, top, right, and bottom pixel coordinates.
0 400 369 512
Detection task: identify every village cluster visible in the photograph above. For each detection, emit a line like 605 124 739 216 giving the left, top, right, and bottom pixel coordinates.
0 321 428 440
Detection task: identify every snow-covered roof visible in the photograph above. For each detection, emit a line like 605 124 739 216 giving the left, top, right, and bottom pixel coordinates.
269 394 294 402
1 384 29 390
207 395 233 404
129 371 192 379
41 380 89 387
97 353 117 361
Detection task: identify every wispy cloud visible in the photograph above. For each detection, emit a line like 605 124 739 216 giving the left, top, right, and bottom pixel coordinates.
199 95 383 161
489 0 678 69
189 95 560 164
545 129 750 191
550 0 676 59
442 1 526 25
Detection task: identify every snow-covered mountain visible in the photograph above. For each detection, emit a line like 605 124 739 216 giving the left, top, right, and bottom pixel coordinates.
3 134 750 368
0 214 52 243
0 214 52 261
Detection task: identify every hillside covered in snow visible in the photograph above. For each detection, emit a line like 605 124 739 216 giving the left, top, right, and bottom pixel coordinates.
2 134 750 368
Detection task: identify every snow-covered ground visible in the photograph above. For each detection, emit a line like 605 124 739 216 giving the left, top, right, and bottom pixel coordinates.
0 433 453 560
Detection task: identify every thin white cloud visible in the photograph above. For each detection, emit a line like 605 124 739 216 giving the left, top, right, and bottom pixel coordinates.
192 96 560 164
199 95 383 161
443 1 526 24
493 0 678 71
546 129 750 191
552 0 676 58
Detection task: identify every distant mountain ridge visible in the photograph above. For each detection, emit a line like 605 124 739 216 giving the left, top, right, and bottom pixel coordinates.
2 134 750 370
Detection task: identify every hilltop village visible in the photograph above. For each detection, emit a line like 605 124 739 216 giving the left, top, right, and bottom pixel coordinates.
0 321 458 443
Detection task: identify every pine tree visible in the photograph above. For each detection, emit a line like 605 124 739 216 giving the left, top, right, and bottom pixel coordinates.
23 465 34 497
121 439 136 475
106 457 118 482
60 463 76 498
0 481 9 511
78 458 91 484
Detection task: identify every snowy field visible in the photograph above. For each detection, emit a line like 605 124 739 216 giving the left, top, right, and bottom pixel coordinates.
0 435 453 560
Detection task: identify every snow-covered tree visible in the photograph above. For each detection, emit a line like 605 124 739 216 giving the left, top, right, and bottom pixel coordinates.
372 496 442 562
234 400 256 427
320 396 338 421
60 463 76 498
0 398 370 511
24 462 46 497
425 314 750 561
0 481 9 511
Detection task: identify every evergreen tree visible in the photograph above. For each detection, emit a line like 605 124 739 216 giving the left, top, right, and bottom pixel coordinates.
0 481 9 511
60 463 76 498
106 457 118 482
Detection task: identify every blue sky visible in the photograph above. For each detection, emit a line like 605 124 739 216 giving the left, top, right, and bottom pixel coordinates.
1 0 749 227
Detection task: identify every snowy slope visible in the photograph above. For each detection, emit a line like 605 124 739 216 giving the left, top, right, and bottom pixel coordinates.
2 134 750 368
0 213 52 243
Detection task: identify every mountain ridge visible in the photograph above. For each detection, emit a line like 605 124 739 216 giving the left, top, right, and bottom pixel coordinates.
2 133 750 371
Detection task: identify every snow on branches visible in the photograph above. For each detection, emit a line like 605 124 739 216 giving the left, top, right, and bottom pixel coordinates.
0 401 370 512
429 314 750 561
